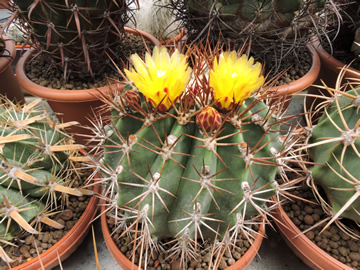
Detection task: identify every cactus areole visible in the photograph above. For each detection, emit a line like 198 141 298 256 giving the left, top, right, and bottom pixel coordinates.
92 45 295 265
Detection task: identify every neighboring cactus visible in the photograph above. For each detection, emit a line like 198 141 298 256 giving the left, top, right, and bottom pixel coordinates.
89 44 301 267
304 84 360 235
0 98 94 264
4 0 137 81
166 0 339 69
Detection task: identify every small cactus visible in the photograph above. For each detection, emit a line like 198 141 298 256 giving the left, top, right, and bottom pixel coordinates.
303 76 360 237
0 98 94 264
89 44 301 267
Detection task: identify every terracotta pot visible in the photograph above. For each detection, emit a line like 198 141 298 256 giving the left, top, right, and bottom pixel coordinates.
160 29 185 47
10 182 101 270
15 27 160 144
0 34 25 104
272 200 353 270
306 36 360 114
0 0 9 9
101 203 265 270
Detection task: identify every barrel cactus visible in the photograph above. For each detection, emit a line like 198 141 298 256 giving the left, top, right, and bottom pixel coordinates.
166 0 339 68
0 98 94 264
304 84 360 237
88 44 301 267
4 0 136 81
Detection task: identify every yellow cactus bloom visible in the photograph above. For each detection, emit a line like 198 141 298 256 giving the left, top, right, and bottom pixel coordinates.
124 46 192 112
210 51 264 111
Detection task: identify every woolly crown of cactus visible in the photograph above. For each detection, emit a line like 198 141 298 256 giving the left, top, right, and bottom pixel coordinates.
88 44 301 267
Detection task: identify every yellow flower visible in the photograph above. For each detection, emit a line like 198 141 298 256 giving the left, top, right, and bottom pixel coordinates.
124 46 192 112
210 51 264 111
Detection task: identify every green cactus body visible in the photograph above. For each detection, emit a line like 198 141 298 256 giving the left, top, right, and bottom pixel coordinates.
104 111 176 207
0 98 92 243
185 0 325 39
9 0 134 80
308 89 360 222
102 95 281 241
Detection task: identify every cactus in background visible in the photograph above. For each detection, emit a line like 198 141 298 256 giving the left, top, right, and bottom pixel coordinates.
304 83 360 236
166 0 338 69
88 44 301 267
0 98 94 264
4 0 136 81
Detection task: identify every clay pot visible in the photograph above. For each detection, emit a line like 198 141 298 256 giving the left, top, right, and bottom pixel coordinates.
101 203 265 270
160 29 185 47
306 36 360 114
15 28 160 144
272 200 353 270
10 181 101 270
0 34 25 104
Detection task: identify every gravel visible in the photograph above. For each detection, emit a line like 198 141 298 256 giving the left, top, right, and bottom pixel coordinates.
283 183 360 269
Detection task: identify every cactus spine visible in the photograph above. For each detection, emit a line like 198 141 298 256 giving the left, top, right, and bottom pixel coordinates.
90 44 299 267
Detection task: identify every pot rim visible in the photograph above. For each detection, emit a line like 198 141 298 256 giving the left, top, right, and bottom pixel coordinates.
271 197 353 270
268 43 321 97
15 27 160 103
310 35 360 75
100 202 265 270
0 33 16 75
10 170 101 269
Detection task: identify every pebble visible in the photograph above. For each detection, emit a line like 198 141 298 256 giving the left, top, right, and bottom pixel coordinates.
304 205 313 214
338 247 348 257
171 260 181 270
218 257 227 269
65 220 76 230
25 235 36 245
232 251 241 260
349 253 360 261
42 232 50 243
349 242 359 252
305 231 315 240
304 215 314 225
61 209 74 221
19 245 30 254
321 230 332 239
329 240 338 249
340 231 351 241
56 218 66 226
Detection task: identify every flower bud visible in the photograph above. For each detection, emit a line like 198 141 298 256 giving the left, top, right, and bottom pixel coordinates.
196 107 222 133
124 90 141 109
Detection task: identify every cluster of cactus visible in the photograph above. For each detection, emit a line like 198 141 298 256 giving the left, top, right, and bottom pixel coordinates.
166 0 338 68
303 83 360 236
0 97 93 264
88 44 301 267
4 0 136 80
